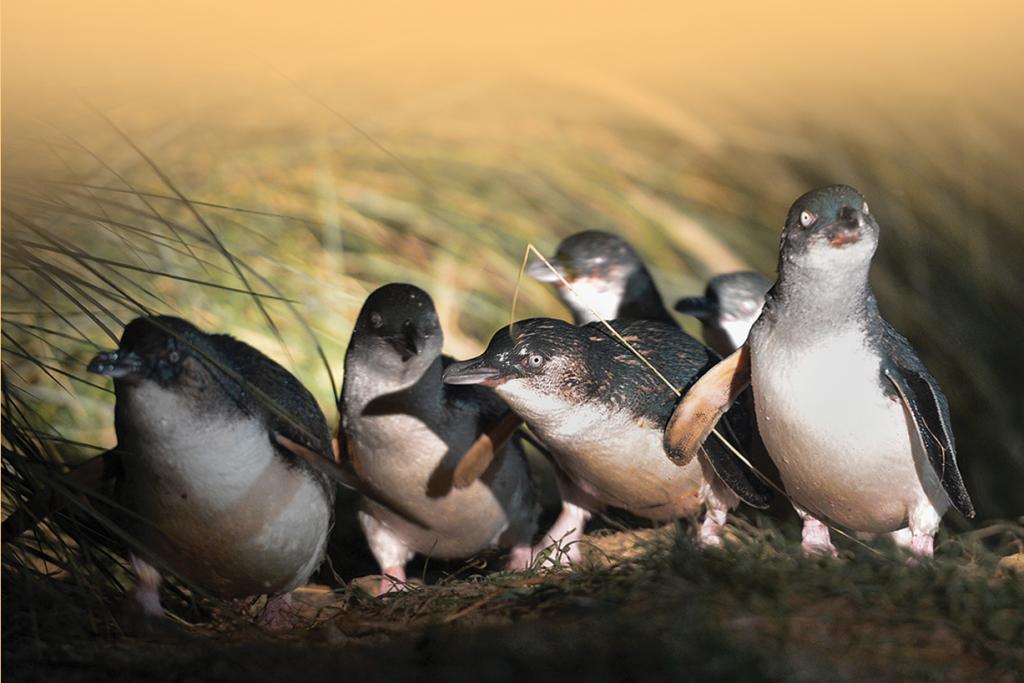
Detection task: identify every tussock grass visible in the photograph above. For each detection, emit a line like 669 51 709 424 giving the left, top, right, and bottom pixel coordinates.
3 78 1023 680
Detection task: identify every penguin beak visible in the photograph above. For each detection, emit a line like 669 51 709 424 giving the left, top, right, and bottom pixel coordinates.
674 296 714 319
526 258 566 284
87 349 144 379
384 333 418 362
380 320 428 362
828 208 866 247
442 357 504 386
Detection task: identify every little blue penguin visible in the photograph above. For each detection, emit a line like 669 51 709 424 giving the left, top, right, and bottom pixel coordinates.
675 271 773 356
339 284 538 593
666 185 974 557
86 315 337 628
527 230 675 325
443 317 770 562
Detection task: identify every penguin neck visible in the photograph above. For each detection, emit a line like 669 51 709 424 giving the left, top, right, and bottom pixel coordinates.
768 257 878 335
618 268 673 323
344 353 445 420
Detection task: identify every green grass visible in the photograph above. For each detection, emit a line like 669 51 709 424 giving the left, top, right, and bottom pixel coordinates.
3 77 1024 680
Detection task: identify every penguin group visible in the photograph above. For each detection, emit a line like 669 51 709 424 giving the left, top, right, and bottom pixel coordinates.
24 184 973 628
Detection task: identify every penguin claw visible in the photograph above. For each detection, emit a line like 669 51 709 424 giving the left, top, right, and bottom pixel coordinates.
801 540 839 558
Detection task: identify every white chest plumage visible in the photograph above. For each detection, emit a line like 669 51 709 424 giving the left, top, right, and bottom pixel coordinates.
500 379 704 518
718 317 758 352
562 277 626 324
346 396 533 558
119 383 331 597
750 326 946 532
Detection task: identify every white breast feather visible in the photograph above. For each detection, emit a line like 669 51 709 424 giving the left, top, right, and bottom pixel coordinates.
499 379 704 515
719 317 757 351
562 277 626 324
752 328 946 532
121 383 331 596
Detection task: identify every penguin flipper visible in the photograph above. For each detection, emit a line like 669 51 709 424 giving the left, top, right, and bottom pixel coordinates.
664 344 751 466
673 295 711 317
882 365 975 518
877 319 975 519
699 400 773 509
453 411 524 489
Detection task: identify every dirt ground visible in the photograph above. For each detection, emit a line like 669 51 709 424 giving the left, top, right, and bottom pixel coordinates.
5 526 1023 683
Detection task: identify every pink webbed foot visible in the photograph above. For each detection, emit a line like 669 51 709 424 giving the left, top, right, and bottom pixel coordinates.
506 543 535 571
698 508 728 548
378 565 409 595
908 533 934 561
257 592 295 630
801 517 838 558
532 509 589 569
119 556 172 636
533 501 589 567
131 584 164 620
532 526 586 567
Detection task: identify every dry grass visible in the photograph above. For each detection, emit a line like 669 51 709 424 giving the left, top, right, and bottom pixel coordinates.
3 76 1024 680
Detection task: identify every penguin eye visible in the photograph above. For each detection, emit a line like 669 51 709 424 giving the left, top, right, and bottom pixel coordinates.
799 210 816 228
527 354 544 368
370 312 384 329
166 338 181 364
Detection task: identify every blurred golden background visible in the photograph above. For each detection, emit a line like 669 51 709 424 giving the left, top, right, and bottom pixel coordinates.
4 1 1023 518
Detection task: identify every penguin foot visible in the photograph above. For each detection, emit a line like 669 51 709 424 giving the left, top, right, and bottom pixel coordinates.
257 592 295 630
698 508 728 548
119 556 172 636
800 518 838 558
889 527 913 549
533 500 590 568
117 586 172 637
134 584 164 619
908 533 934 560
506 543 535 571
378 566 409 595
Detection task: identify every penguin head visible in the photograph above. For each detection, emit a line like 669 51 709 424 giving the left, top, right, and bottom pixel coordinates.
350 283 443 374
781 185 880 273
675 271 772 325
527 230 646 323
442 318 584 416
88 315 204 387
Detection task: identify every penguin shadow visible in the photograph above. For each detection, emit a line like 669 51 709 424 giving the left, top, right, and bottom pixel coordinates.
359 371 512 502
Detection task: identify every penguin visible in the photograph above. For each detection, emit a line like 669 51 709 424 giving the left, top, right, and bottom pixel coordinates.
674 271 773 356
443 317 770 562
86 315 337 628
339 284 537 593
527 230 675 325
664 185 974 557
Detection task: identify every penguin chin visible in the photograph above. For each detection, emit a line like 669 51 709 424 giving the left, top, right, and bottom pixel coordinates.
829 230 863 248
800 235 875 270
